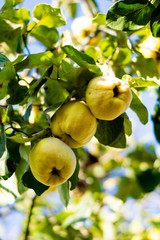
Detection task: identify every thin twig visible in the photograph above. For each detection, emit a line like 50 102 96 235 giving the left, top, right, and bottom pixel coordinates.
0 183 18 199
24 195 37 240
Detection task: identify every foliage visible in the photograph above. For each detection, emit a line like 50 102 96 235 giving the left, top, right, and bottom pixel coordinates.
1 0 160 239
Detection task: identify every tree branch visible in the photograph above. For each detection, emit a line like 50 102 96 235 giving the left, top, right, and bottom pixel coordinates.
24 195 37 240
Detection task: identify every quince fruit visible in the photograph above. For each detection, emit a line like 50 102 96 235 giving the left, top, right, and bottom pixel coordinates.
139 34 160 59
85 76 132 120
139 34 160 73
50 101 97 148
71 16 100 46
29 137 76 186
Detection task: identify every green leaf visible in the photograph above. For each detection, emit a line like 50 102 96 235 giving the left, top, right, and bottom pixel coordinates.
106 0 155 31
122 113 132 136
15 157 28 194
1 0 24 10
0 65 16 100
58 181 70 207
95 117 126 148
45 78 69 106
7 139 20 164
33 4 66 28
130 89 148 125
116 177 142 201
22 170 49 196
7 79 28 105
44 102 64 113
132 55 159 80
123 75 160 87
85 46 101 62
0 124 8 176
61 45 102 75
136 169 160 192
112 47 132 66
11 55 26 65
8 129 52 144
30 25 59 49
8 135 33 144
69 152 79 191
14 51 54 72
1 8 30 25
0 108 9 123
13 0 24 5
15 144 30 194
150 3 160 37
152 103 160 143
24 104 32 121
93 13 106 25
60 67 94 98
0 124 6 159
0 18 22 52
0 53 10 67
99 37 116 59
65 3 77 18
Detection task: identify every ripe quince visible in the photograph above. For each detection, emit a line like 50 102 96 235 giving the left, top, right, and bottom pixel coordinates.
50 101 97 148
139 34 160 73
139 34 160 59
71 16 100 46
29 137 76 186
85 76 132 120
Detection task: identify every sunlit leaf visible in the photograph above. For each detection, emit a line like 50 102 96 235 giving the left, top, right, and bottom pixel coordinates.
30 25 59 48
15 145 30 194
58 181 70 207
33 4 66 28
0 53 10 67
93 13 106 25
14 51 54 71
106 0 155 31
150 3 160 37
130 89 148 125
61 45 102 75
1 8 30 25
123 75 160 87
132 55 159 80
122 113 132 136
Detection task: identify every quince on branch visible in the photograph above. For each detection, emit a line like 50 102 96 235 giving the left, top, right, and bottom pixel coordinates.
50 101 97 148
29 137 76 186
71 16 101 46
85 76 132 120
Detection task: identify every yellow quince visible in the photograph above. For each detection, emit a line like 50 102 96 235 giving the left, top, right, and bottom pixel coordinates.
29 137 76 186
71 16 101 46
85 76 132 120
50 101 97 148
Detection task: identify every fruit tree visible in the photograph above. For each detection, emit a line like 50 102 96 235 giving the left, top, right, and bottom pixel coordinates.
1 0 160 239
